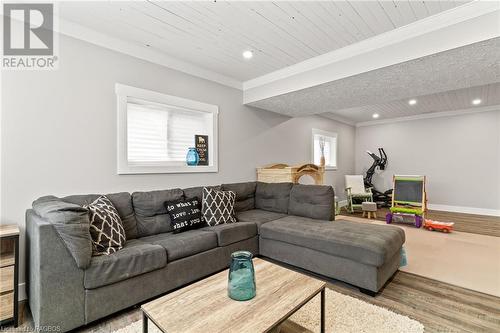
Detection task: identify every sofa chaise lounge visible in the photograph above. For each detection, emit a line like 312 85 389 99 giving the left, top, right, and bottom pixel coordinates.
26 182 405 332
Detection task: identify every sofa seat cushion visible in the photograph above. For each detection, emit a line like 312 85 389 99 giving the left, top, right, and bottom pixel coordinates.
201 222 257 246
235 209 286 232
140 230 218 262
260 217 405 267
84 239 166 289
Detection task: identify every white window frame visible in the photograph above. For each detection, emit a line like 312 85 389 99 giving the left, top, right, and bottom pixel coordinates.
311 128 338 171
116 83 218 174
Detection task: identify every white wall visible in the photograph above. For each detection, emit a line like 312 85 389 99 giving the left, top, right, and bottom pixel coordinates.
355 110 500 214
0 34 355 293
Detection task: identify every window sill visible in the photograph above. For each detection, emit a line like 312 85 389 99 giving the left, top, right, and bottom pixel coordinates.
118 165 218 175
324 166 338 171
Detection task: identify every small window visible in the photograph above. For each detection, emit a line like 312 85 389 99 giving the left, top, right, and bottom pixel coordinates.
312 129 337 170
116 84 218 174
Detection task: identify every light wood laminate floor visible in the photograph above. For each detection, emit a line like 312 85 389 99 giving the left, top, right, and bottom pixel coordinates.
348 207 500 237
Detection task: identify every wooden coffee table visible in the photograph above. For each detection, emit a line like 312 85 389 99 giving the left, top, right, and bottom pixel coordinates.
141 258 326 333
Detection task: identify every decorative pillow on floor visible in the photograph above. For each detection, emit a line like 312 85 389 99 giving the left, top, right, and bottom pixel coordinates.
202 187 236 226
164 197 203 233
84 195 126 256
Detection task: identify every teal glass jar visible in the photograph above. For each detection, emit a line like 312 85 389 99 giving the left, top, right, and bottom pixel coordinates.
186 147 199 166
228 251 256 301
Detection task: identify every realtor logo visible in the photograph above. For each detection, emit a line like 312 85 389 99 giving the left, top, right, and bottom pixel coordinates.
2 2 58 69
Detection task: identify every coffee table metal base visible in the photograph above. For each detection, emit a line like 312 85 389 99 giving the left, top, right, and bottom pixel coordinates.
143 311 147 333
142 288 326 333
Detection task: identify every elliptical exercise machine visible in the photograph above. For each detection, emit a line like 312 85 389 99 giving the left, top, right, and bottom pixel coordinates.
364 148 393 207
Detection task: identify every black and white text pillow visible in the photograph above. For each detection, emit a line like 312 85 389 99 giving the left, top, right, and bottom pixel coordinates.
202 187 236 227
164 197 203 233
85 195 126 256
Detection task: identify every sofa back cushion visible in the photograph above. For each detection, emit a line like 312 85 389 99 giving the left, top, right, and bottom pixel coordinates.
255 182 293 213
63 192 138 240
182 185 221 201
288 184 335 220
221 182 256 212
132 189 183 237
32 196 92 269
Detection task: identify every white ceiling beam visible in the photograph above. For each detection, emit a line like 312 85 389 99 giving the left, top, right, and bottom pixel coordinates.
243 1 500 104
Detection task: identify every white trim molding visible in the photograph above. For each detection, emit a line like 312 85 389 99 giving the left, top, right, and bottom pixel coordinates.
18 283 27 301
115 84 219 174
320 113 356 127
428 204 500 217
337 200 348 209
356 105 500 127
57 19 242 90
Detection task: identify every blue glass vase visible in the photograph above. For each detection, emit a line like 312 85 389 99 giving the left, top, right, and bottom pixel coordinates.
228 251 256 301
186 147 199 166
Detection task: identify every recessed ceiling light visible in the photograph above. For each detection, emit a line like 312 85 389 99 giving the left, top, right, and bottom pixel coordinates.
372 113 380 119
408 99 417 106
472 98 482 105
242 50 253 59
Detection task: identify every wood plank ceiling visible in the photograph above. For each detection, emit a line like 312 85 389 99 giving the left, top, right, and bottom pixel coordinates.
328 82 500 123
59 1 471 81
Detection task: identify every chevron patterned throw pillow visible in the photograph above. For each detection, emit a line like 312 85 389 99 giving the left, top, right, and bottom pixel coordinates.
85 195 126 256
202 187 236 227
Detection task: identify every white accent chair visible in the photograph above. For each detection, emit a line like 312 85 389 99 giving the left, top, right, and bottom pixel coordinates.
345 175 373 213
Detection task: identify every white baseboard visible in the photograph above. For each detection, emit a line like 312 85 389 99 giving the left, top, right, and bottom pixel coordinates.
428 204 500 217
18 282 27 301
337 200 348 208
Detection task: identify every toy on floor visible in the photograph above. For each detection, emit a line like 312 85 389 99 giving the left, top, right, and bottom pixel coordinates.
386 175 427 228
423 219 454 233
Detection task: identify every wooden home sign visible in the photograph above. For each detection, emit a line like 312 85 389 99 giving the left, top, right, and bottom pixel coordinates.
195 135 208 166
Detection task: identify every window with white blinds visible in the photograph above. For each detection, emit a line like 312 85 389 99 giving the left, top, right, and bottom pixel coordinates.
126 100 211 165
127 102 169 163
116 84 218 174
312 129 338 170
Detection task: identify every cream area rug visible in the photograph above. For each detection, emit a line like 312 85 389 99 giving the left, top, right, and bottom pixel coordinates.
115 289 424 333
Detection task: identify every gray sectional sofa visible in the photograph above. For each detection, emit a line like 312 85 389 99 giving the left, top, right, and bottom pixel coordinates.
26 182 405 332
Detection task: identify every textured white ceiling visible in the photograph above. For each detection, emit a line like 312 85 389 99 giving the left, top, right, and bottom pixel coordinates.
59 1 469 81
247 38 500 120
